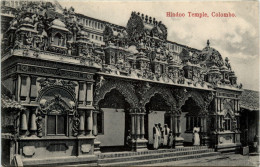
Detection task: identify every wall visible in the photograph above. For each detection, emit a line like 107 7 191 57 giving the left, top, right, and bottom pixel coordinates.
148 111 166 144
98 108 125 147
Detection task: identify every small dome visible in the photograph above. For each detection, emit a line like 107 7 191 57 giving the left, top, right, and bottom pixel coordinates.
51 18 66 28
220 65 229 72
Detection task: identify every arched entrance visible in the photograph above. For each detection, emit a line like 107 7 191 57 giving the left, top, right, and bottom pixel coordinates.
181 97 202 146
145 93 171 149
97 89 131 152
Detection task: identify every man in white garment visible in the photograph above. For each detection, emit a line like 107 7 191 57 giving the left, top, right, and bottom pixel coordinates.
158 123 163 147
163 124 170 147
153 124 159 149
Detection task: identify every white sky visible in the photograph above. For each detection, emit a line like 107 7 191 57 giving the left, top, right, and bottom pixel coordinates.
59 0 259 91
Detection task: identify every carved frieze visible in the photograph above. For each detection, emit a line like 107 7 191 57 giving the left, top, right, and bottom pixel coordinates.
94 77 139 108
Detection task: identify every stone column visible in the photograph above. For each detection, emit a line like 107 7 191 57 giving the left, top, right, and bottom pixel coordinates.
20 111 28 136
92 109 101 154
86 110 93 136
136 114 140 139
201 115 210 146
140 114 145 139
30 109 37 137
174 112 184 148
129 108 148 151
131 112 136 139
200 117 204 133
170 114 174 132
92 111 98 136
79 111 85 136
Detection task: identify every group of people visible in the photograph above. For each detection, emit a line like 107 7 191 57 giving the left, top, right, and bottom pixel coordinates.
153 124 201 149
153 123 174 149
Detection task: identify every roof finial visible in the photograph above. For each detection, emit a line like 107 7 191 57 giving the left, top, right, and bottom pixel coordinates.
207 39 210 47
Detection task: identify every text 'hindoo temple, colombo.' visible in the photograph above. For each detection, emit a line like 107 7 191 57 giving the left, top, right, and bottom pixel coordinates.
1 1 244 166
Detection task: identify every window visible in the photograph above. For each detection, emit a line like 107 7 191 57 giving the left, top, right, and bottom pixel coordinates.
160 64 164 74
100 37 102 41
186 116 201 132
53 33 64 46
47 114 66 135
92 35 94 39
97 111 104 134
224 114 232 131
96 35 98 40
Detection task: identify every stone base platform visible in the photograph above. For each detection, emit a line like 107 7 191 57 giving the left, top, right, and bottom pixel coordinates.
98 146 219 166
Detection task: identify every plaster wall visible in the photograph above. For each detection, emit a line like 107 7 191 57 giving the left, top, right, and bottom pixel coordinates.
98 108 125 146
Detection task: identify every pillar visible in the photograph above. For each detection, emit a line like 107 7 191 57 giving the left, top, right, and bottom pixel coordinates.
30 109 37 136
200 117 204 133
86 110 93 136
201 115 210 146
174 113 184 148
92 111 97 136
92 110 101 154
170 114 174 132
140 114 145 139
129 108 148 151
79 111 85 136
20 111 28 136
131 112 136 139
136 114 140 139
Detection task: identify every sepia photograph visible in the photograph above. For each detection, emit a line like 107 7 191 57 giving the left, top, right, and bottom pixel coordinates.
1 0 259 166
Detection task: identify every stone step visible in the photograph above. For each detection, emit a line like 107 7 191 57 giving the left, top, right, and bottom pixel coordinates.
98 148 215 164
98 152 220 166
218 147 237 153
98 146 209 159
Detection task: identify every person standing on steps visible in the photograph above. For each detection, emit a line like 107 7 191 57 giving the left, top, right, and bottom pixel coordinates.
163 124 170 147
158 123 163 147
193 127 200 146
153 124 160 149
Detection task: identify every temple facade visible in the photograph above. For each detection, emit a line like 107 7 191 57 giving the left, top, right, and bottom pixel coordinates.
1 1 243 166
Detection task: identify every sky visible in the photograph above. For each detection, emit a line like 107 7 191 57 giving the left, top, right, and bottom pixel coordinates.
59 0 259 91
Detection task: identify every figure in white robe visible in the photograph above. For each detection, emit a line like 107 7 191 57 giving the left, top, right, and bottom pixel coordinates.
158 123 163 147
153 124 160 149
193 127 200 146
163 124 170 146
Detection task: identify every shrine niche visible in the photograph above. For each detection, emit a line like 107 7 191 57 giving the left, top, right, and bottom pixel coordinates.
37 85 77 137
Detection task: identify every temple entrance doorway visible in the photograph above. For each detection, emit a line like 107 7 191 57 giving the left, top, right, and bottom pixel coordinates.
181 97 202 146
145 93 171 149
97 89 131 152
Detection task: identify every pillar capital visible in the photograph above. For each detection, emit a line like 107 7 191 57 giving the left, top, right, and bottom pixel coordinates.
129 108 146 114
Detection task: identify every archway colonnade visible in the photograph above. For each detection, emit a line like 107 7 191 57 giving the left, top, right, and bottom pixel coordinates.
93 77 215 151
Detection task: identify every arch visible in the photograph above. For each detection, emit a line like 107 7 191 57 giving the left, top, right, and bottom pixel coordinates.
94 79 139 108
178 90 205 110
37 85 76 104
141 86 177 110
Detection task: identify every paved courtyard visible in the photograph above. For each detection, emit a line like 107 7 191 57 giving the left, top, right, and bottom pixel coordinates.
147 153 260 166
